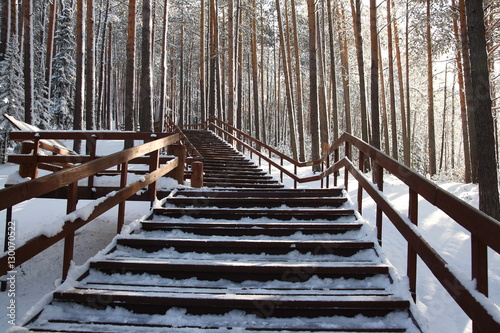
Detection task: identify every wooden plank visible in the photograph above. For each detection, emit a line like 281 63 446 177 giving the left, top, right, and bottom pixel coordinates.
0 158 179 276
0 134 180 212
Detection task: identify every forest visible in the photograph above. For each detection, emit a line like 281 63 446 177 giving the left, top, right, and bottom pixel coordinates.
0 0 499 184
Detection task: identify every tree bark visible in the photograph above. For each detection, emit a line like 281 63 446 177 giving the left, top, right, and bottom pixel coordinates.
307 0 320 169
426 0 437 176
227 0 234 126
139 0 153 132
387 0 398 159
370 0 380 151
276 0 298 160
327 0 339 142
452 0 472 183
22 0 33 124
337 7 352 136
85 0 95 133
45 0 57 94
459 0 478 182
392 0 409 166
350 0 369 146
124 0 136 147
465 0 500 220
317 8 329 155
251 0 260 140
73 0 84 153
0 0 8 61
291 0 306 161
199 0 206 122
378 38 390 155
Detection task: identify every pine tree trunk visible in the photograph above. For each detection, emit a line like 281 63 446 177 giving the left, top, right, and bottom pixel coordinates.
392 0 409 166
106 23 113 130
405 0 411 166
208 0 217 119
139 0 153 132
290 0 306 161
459 0 478 182
124 0 136 147
236 3 243 131
387 0 398 160
452 0 472 183
426 0 437 176
350 0 369 146
378 38 390 155
199 0 206 122
179 25 185 127
85 0 95 134
337 7 352 136
327 0 339 142
227 0 234 126
370 0 380 151
276 0 298 160
307 0 320 169
22 0 33 124
251 0 260 141
317 9 329 155
465 0 500 220
74 0 84 153
45 0 57 94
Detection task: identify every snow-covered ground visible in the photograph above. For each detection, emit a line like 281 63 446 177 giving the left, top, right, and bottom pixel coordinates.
0 140 499 332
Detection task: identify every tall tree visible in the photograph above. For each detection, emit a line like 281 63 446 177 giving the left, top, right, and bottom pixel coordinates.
291 0 306 160
386 0 398 159
0 0 8 61
159 0 170 132
45 0 57 95
199 0 206 122
124 0 136 146
350 0 369 146
227 0 235 126
307 0 320 169
392 0 409 166
327 0 339 141
465 0 500 220
275 0 298 160
73 0 84 153
251 0 260 140
337 7 352 136
85 0 95 133
426 0 437 176
370 0 380 151
22 0 34 124
0 39 23 122
459 0 478 182
140 0 153 131
452 0 472 183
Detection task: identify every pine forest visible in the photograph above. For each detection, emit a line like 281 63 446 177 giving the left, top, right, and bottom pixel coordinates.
0 0 499 185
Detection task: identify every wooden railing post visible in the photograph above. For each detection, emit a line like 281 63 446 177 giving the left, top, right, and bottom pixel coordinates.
19 140 39 179
344 142 350 191
358 151 365 213
334 149 339 186
87 135 97 189
117 161 128 233
191 161 204 188
63 181 78 279
149 147 160 206
168 143 186 184
407 188 418 301
376 163 384 246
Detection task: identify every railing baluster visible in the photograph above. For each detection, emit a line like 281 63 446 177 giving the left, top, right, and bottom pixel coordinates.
376 163 384 246
408 188 418 301
117 161 128 233
334 149 339 186
357 151 365 213
63 181 78 279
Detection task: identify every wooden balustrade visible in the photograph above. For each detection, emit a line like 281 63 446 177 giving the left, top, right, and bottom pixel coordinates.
201 116 500 332
1 133 182 279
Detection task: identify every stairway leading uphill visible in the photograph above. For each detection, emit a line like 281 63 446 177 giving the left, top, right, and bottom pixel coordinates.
23 130 421 332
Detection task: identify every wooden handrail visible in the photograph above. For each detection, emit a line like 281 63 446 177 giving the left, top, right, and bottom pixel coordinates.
1 133 181 278
201 117 500 332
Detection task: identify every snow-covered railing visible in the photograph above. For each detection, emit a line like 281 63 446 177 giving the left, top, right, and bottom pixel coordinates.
0 133 182 280
200 117 500 333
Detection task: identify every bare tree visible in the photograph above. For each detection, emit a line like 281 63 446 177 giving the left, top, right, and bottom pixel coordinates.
124 0 136 147
139 0 153 131
426 0 437 176
307 0 320 169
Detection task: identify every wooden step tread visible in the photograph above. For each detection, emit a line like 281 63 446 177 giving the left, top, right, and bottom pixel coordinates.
174 188 345 197
166 197 347 208
153 208 355 220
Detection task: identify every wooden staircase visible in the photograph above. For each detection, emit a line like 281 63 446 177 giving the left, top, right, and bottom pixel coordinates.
23 130 421 332
184 129 284 189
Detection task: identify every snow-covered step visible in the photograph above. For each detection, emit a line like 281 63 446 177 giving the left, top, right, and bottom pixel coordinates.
140 220 364 236
152 207 356 220
88 258 390 281
114 238 376 257
166 196 347 208
174 188 345 198
53 287 410 317
27 302 416 332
